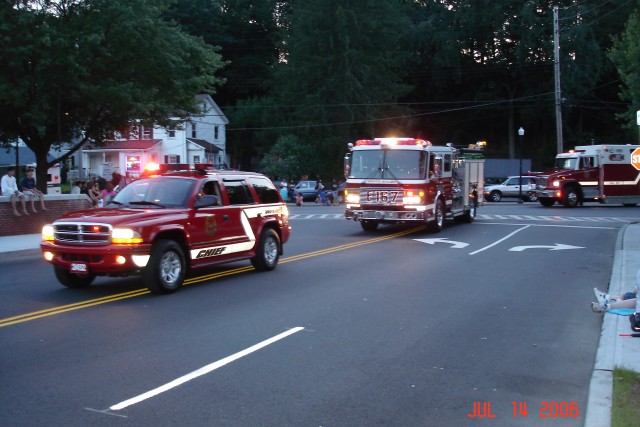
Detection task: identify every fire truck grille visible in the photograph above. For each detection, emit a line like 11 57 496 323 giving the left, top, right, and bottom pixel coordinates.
359 188 404 206
54 223 111 244
537 178 548 188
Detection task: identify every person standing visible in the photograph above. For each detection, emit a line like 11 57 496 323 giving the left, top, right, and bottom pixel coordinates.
71 181 84 195
20 168 47 212
1 167 29 216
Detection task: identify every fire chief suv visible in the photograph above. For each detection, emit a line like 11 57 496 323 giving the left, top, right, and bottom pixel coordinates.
41 169 291 294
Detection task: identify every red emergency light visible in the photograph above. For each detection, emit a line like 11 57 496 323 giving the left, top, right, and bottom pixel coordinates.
354 138 431 147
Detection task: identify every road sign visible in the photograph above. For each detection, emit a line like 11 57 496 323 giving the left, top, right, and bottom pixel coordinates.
632 147 640 171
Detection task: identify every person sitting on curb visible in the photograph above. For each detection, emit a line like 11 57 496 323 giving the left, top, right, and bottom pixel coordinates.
1 167 29 216
20 168 48 213
591 287 637 312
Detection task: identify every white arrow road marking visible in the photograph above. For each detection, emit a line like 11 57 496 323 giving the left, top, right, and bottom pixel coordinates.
414 238 469 249
509 243 584 252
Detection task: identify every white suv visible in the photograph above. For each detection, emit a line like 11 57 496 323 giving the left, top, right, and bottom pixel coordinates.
484 176 538 202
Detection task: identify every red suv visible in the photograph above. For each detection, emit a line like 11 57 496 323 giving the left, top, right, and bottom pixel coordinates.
41 169 291 294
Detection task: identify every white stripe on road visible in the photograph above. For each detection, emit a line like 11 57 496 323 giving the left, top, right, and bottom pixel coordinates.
109 327 305 411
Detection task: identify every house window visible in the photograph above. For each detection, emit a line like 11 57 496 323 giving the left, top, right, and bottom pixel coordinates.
191 123 197 138
168 129 176 138
193 155 200 164
126 156 142 173
142 126 153 139
165 155 180 164
214 126 219 140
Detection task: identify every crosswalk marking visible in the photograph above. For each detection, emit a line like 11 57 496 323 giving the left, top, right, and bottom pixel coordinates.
288 213 637 223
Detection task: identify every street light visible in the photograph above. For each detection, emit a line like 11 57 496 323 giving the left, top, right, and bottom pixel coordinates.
518 127 525 204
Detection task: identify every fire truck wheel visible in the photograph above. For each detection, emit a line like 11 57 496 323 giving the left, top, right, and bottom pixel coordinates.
561 186 579 208
429 199 445 232
539 198 555 207
144 239 186 294
251 228 280 271
54 267 96 288
360 220 379 232
488 190 502 202
623 203 638 207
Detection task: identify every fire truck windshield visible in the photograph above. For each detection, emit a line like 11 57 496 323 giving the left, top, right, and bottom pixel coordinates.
113 177 196 208
349 150 426 180
554 157 578 170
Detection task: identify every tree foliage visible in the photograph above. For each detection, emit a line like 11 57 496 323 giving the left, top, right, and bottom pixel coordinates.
609 3 640 127
0 0 225 189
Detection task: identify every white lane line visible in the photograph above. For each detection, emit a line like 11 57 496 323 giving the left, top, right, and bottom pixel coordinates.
469 225 530 256
109 327 305 411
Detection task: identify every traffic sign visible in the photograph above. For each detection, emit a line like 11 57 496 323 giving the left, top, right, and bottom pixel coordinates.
632 147 640 171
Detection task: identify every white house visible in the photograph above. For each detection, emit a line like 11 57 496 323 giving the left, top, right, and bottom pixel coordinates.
80 94 229 179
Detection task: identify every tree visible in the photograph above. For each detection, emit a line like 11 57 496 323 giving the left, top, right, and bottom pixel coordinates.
609 4 640 128
264 0 414 177
0 0 225 191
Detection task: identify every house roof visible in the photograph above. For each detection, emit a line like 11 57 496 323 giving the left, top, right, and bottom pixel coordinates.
196 94 229 125
84 139 162 151
187 138 222 153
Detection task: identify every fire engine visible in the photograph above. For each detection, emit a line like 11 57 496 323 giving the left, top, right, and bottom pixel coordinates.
41 168 291 294
343 138 485 232
534 145 640 207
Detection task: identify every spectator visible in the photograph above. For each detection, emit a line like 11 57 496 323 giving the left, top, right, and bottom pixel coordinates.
88 181 102 207
279 180 289 202
71 181 84 195
20 168 47 212
101 182 116 203
1 167 28 216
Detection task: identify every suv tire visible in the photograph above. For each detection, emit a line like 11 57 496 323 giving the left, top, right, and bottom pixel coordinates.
251 228 280 271
144 239 186 294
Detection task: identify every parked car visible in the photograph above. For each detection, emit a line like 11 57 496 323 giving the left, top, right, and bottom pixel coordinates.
484 176 538 202
293 180 318 201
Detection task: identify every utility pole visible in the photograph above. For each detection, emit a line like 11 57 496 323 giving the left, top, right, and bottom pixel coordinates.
554 5 564 154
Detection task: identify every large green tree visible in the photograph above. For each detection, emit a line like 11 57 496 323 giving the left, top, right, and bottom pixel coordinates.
609 2 640 129
0 0 225 190
263 0 414 178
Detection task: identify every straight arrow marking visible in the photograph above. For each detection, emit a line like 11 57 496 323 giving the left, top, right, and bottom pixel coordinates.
509 243 584 252
413 238 469 249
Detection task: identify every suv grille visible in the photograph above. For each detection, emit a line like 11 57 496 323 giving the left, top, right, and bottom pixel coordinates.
54 223 112 244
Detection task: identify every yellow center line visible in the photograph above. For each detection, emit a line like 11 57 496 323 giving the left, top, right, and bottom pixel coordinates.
0 226 425 328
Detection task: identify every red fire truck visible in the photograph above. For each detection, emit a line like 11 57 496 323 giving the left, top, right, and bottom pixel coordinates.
534 144 640 207
343 138 485 232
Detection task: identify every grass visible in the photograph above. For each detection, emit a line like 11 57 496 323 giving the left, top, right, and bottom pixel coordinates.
612 367 640 426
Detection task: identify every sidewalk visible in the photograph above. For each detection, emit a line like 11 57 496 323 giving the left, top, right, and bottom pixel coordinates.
585 222 640 427
2 224 640 426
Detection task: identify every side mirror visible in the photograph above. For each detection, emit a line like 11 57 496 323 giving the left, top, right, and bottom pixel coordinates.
194 194 218 208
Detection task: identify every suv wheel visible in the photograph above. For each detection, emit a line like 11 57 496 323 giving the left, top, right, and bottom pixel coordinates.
144 239 186 294
251 228 280 271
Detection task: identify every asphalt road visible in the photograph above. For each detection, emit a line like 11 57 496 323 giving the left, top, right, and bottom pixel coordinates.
1 201 638 426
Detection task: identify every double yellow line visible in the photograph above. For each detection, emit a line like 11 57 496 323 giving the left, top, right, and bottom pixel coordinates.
0 226 424 328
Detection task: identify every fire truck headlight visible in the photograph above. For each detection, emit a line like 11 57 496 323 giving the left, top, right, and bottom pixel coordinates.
552 180 560 187
345 192 360 204
112 228 143 244
42 225 54 241
403 190 424 205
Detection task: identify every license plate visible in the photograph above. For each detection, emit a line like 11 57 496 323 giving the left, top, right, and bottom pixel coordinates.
365 190 401 203
70 262 88 273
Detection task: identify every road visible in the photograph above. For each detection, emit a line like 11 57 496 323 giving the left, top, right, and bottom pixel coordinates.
1 202 638 426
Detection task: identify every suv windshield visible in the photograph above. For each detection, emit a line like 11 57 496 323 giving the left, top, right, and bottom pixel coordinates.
113 177 195 208
349 150 426 179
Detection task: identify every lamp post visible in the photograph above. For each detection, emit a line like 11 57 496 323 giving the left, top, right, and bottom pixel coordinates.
518 127 525 204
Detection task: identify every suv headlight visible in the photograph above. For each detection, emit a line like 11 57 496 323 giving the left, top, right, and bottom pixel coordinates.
112 228 143 244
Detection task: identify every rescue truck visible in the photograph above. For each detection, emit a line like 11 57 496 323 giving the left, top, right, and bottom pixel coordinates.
40 168 291 294
343 137 485 232
534 144 640 207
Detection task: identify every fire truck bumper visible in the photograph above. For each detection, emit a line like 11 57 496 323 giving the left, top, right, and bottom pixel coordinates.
345 208 429 222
